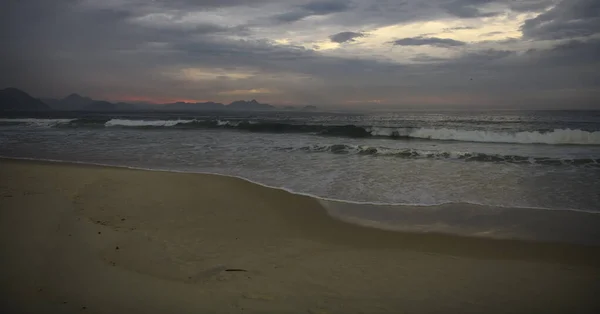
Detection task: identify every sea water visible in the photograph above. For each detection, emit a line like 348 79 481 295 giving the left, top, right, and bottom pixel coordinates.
2 110 599 244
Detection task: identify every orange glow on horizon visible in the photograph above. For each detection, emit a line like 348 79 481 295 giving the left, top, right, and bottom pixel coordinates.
345 99 386 104
108 94 297 106
107 95 209 104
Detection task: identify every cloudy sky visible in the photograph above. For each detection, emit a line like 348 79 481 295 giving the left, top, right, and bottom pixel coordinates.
1 0 599 108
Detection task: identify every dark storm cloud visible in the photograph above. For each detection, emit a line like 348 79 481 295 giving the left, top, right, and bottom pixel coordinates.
3 0 250 53
0 0 255 96
507 0 556 12
525 39 600 66
411 54 449 62
419 40 599 86
442 26 476 32
172 39 317 67
477 37 520 44
165 0 270 7
479 31 504 37
271 0 551 32
391 37 467 47
85 0 275 11
302 0 350 13
139 21 243 34
272 0 351 23
521 0 600 40
161 37 599 106
457 49 514 63
329 31 365 43
1 0 598 108
439 0 554 18
316 0 442 30
310 39 598 107
272 11 311 23
442 0 500 18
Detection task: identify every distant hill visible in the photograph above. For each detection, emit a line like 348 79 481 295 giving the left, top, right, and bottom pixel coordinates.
44 93 92 110
161 100 274 111
60 93 94 110
302 105 318 111
227 99 273 110
85 101 118 111
7 88 276 112
0 88 51 111
85 101 138 111
164 101 225 111
44 93 140 111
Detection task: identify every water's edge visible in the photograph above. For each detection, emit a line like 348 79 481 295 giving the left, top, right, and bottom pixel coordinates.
3 156 600 246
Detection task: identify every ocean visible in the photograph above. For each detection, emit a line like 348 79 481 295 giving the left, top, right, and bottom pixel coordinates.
2 110 600 244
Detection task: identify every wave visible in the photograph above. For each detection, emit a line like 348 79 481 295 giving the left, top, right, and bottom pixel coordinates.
108 119 600 145
368 127 600 145
0 118 74 127
3 155 598 213
101 119 600 145
105 118 195 127
3 118 600 145
279 144 600 167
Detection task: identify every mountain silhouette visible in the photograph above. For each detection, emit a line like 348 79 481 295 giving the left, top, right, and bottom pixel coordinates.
227 99 273 110
8 88 276 111
0 88 51 111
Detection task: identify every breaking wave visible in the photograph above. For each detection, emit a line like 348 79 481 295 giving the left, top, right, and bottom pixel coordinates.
2 118 600 145
104 118 195 127
367 127 600 145
0 118 74 127
277 144 600 167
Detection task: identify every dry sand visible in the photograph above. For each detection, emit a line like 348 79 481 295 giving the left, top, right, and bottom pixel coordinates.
1 159 599 314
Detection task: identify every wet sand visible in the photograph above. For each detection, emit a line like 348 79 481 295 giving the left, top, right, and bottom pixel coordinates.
1 159 599 313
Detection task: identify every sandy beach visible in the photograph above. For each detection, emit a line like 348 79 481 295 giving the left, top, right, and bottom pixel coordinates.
1 159 599 314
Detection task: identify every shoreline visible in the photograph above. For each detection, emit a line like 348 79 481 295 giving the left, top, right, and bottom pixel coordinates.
2 156 600 247
2 155 598 213
1 158 599 313
2 157 600 257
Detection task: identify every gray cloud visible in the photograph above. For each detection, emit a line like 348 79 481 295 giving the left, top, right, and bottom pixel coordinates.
392 37 467 47
441 0 554 18
1 0 598 108
525 39 600 66
458 49 514 63
79 0 276 11
442 0 501 18
329 31 365 43
272 0 351 23
411 54 450 62
302 0 350 13
479 31 503 37
271 0 552 32
442 26 476 32
272 11 311 23
522 0 600 40
507 0 557 12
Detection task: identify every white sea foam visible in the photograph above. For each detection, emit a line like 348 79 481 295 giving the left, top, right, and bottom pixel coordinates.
104 119 194 127
0 118 73 127
216 120 240 126
3 117 600 145
368 127 600 145
2 155 598 216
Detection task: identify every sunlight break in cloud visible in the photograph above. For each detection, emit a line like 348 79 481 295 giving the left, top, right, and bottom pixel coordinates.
218 88 277 95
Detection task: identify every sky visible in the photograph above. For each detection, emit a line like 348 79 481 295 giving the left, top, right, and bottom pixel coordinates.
1 0 599 108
